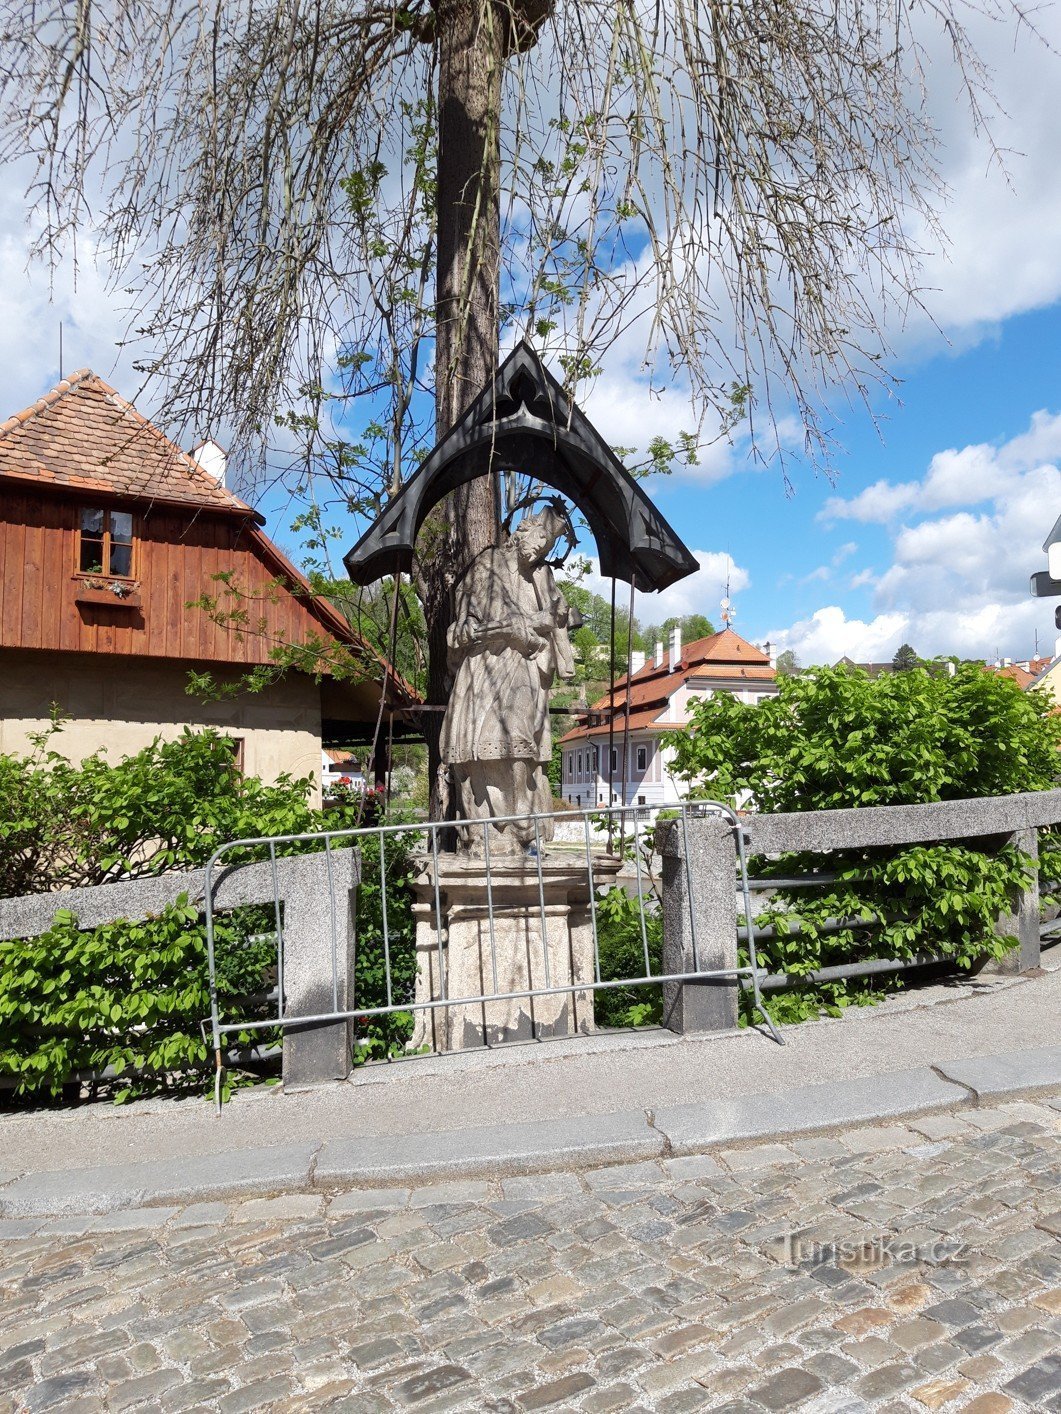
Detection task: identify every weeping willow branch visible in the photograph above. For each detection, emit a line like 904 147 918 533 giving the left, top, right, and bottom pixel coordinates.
0 0 1041 498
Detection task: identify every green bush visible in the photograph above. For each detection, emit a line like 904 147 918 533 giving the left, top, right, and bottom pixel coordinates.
594 884 663 1027
0 724 419 1100
348 827 420 1062
0 898 279 1102
666 662 1061 1023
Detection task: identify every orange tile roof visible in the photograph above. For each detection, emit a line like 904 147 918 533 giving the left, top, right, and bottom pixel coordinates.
0 369 260 518
559 710 683 743
563 628 777 744
988 657 1052 691
587 628 774 714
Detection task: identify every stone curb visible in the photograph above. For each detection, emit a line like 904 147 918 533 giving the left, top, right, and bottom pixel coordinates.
1 1044 1057 1219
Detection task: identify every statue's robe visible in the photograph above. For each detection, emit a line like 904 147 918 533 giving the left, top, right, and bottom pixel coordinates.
440 543 574 848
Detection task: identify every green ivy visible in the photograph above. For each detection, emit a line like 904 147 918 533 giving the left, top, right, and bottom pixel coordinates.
0 896 284 1100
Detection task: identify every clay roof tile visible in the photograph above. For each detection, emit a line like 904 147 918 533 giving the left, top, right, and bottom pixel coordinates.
0 369 259 518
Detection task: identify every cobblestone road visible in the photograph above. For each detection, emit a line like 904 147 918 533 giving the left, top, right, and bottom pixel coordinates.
0 1096 1058 1413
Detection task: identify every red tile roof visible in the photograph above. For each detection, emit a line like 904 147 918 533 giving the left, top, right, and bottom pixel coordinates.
990 657 1052 691
589 628 772 710
562 628 777 744
0 369 261 519
559 710 683 744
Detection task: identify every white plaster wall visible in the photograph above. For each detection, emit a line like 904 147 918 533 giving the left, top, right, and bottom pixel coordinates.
0 650 324 804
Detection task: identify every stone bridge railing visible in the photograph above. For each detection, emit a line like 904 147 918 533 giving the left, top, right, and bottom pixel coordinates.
0 849 360 1091
660 787 1061 1035
3 788 1060 1094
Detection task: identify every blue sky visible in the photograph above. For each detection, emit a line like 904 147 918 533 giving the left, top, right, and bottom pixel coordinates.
619 301 1061 664
2 6 1060 667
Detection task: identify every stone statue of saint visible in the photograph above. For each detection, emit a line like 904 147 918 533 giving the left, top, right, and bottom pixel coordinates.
439 501 576 855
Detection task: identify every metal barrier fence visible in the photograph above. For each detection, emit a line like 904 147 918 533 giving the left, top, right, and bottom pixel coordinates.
3 787 1054 1102
203 802 783 1104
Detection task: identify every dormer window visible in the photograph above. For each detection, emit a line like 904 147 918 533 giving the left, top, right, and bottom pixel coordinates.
79 508 134 578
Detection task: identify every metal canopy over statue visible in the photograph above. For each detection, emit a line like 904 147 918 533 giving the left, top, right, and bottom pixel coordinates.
344 343 697 1049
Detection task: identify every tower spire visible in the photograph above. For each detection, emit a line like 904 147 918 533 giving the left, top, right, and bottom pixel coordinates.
720 556 736 629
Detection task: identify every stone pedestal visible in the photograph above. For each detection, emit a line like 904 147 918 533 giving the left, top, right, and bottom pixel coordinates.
409 852 622 1051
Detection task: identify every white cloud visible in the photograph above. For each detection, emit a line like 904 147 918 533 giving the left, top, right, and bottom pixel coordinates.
819 479 920 524
580 370 741 483
771 598 1051 668
774 410 1061 664
575 549 750 626
770 606 908 665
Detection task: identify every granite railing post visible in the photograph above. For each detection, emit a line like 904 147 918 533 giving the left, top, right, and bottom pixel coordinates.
280 848 360 1089
986 826 1041 975
660 815 739 1034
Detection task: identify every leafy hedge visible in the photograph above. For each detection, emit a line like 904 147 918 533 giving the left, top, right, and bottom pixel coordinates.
0 723 412 1101
666 662 1061 1024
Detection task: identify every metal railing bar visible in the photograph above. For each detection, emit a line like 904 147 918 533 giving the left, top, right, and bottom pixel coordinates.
379 828 393 1009
268 841 284 1018
729 810 783 1046
210 962 768 1035
203 854 224 1114
200 800 695 865
632 815 652 977
532 816 551 991
584 815 602 985
680 810 700 973
324 834 339 1014
747 875 842 890
752 953 947 989
430 824 446 1002
483 821 499 997
735 916 878 941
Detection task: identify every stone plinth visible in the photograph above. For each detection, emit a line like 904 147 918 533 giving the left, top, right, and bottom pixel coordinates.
409 852 622 1052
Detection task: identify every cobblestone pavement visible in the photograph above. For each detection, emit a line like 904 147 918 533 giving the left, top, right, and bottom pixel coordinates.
0 1097 1058 1413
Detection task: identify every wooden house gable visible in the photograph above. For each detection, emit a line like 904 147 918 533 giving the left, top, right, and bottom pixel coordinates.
0 372 368 671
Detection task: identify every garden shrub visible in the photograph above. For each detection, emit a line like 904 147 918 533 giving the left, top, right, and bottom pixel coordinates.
0 723 419 1099
594 883 663 1027
665 662 1061 1024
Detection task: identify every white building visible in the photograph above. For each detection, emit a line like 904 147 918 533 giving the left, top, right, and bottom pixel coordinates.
322 749 367 797
558 626 778 809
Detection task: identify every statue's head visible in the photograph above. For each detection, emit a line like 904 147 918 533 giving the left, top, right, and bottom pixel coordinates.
510 500 569 568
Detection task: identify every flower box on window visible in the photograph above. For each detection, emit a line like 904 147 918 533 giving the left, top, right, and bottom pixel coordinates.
74 579 142 609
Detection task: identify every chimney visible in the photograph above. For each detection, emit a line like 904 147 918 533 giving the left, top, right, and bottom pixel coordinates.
630 650 645 675
191 438 228 487
655 639 665 668
1002 657 1012 668
669 624 682 671
763 638 776 669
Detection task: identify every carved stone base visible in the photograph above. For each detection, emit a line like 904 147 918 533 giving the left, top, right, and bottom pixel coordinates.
408 852 622 1052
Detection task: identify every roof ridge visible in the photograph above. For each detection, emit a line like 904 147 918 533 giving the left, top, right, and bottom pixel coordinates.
0 369 95 437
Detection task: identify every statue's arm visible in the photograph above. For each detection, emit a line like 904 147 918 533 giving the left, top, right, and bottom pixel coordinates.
448 557 538 662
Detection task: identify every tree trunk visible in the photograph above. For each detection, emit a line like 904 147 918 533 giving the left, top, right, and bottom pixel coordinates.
418 0 505 821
